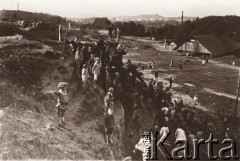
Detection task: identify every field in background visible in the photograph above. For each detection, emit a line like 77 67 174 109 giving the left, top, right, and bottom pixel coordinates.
123 37 240 138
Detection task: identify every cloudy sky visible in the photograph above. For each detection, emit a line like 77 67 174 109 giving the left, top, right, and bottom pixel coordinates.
0 0 239 18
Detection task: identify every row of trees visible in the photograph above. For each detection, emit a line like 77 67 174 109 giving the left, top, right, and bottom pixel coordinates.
80 17 111 29
114 16 240 45
147 16 240 44
114 21 145 37
0 10 66 24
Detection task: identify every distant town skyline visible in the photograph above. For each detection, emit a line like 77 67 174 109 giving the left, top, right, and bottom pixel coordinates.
0 0 239 18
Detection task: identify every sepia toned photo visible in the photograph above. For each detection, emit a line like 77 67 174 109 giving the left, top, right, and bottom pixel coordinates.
0 0 240 160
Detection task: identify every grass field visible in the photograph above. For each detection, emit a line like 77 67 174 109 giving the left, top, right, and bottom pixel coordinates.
122 37 240 142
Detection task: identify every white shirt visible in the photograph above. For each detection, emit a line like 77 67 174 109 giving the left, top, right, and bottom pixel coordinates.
92 62 101 74
82 68 89 80
159 126 169 142
135 138 144 152
175 128 186 141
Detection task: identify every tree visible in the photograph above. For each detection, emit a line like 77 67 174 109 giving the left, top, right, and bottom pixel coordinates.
93 17 111 29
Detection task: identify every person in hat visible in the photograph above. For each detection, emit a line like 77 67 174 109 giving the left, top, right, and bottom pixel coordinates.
45 82 69 128
154 107 170 129
87 46 94 62
170 59 173 67
88 54 95 79
105 46 111 66
113 72 121 87
151 62 155 69
74 46 83 79
154 69 158 80
104 108 115 144
148 79 155 99
169 77 173 88
92 57 101 86
154 82 163 99
82 64 89 89
81 43 89 65
165 90 172 106
132 93 144 121
88 46 93 55
67 36 83 56
104 87 115 115
108 24 113 40
114 43 127 67
105 67 112 90
179 62 183 71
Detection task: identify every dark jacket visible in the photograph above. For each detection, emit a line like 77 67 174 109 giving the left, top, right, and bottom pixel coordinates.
105 115 115 128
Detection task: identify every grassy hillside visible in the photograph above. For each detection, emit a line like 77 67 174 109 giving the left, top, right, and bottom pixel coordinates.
0 34 125 160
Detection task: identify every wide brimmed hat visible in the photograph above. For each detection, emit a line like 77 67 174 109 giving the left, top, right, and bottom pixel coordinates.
108 87 114 92
161 107 169 113
94 57 100 61
58 82 69 88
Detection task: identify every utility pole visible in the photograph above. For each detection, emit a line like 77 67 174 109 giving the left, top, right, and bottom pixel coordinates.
164 36 167 52
59 24 62 42
181 11 183 25
234 68 240 118
17 2 19 21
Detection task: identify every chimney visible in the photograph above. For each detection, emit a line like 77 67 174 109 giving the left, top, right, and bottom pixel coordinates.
181 11 183 24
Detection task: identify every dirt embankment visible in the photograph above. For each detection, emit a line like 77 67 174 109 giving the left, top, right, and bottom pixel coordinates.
0 34 125 160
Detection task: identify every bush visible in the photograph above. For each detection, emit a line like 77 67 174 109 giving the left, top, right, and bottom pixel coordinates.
0 23 22 36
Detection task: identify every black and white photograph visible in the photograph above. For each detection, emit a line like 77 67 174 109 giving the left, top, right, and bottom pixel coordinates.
0 0 240 160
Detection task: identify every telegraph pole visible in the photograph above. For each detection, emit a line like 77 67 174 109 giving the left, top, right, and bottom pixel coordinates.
17 2 19 21
234 68 240 118
181 11 183 25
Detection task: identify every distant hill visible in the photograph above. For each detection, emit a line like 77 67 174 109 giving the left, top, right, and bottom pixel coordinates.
67 14 197 24
112 14 164 22
111 14 197 22
67 17 96 24
0 10 66 23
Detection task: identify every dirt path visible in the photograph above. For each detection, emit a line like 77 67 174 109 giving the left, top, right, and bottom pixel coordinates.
204 87 236 100
124 59 208 112
210 60 240 70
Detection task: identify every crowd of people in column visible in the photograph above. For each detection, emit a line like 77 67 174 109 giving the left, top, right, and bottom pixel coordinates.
46 33 231 160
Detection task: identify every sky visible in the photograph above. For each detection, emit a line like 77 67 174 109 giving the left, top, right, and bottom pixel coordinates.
0 0 239 18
